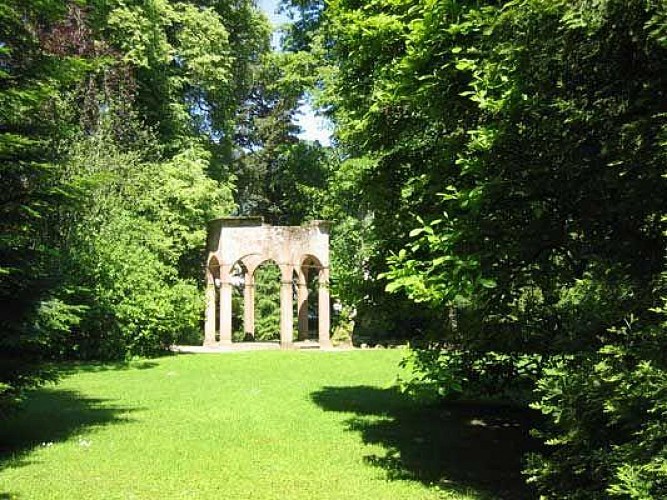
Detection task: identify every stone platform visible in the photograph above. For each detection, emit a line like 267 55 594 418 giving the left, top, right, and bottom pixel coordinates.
172 340 344 353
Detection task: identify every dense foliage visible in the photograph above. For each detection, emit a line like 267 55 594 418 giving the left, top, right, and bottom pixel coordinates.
1 0 269 412
0 0 83 413
286 0 667 497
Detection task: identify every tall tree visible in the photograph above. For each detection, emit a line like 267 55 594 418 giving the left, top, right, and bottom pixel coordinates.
279 0 447 343
232 51 329 225
0 0 95 413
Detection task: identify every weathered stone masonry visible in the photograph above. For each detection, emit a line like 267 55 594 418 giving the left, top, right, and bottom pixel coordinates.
204 217 331 348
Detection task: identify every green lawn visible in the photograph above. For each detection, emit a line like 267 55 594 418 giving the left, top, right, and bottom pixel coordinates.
0 351 535 499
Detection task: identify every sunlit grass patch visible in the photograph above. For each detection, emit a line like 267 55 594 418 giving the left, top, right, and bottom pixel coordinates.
0 351 532 499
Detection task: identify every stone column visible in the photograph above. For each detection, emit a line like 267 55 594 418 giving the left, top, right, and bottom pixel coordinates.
204 279 216 346
297 269 309 341
279 270 294 349
219 264 233 345
243 273 255 339
318 267 331 347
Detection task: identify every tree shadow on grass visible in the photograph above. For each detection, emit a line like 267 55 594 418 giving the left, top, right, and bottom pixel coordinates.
0 387 136 472
56 359 160 376
311 386 541 499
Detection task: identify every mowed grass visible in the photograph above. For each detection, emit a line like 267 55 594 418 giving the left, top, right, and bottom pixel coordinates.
0 351 535 499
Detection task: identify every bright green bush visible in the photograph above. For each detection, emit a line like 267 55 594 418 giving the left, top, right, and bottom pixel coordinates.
56 125 234 359
527 309 667 499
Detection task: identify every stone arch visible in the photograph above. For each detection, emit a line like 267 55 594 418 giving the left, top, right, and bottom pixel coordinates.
297 254 329 345
229 260 248 341
234 253 263 278
204 218 330 348
230 256 257 342
251 259 282 341
300 254 323 268
207 255 221 282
